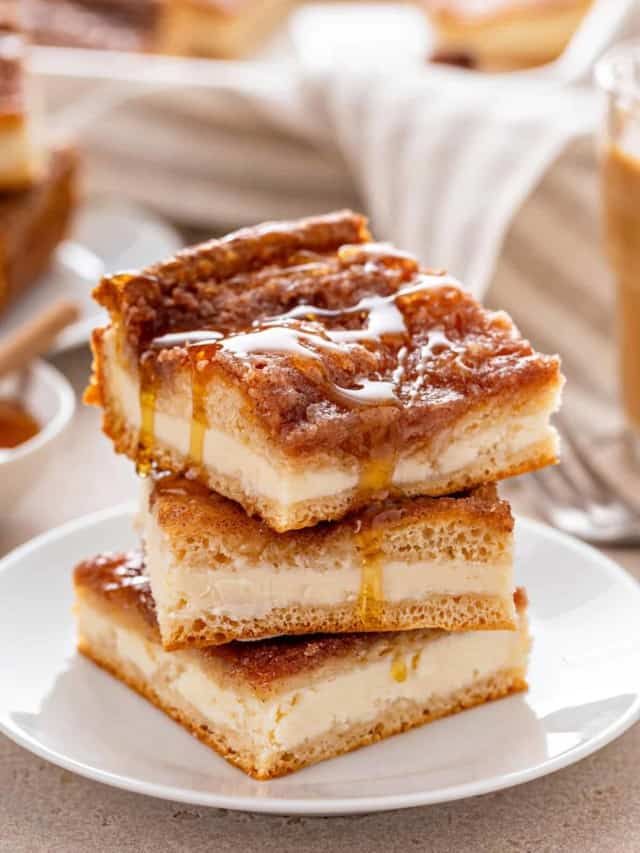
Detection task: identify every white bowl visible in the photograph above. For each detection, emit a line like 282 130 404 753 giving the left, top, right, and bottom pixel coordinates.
0 360 75 514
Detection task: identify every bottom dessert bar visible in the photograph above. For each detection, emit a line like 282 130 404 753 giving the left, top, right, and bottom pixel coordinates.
0 144 77 314
74 553 530 780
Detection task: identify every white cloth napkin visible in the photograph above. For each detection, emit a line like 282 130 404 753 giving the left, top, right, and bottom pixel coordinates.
38 0 639 298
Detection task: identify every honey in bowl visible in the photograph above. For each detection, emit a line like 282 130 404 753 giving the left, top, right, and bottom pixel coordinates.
0 398 40 448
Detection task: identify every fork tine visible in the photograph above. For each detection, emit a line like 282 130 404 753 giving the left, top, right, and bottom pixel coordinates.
550 460 590 511
556 413 610 500
527 468 579 527
529 468 564 504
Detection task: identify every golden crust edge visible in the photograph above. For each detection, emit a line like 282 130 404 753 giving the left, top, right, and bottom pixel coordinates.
157 595 517 651
77 640 528 780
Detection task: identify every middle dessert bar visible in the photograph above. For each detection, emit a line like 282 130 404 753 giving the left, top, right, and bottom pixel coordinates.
87 210 562 532
141 474 516 649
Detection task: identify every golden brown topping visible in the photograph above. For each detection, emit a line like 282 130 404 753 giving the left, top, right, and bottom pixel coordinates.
151 472 513 555
94 210 371 348
91 211 560 458
74 552 158 630
208 632 379 689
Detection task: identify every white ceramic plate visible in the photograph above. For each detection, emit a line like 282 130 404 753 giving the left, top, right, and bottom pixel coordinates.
0 199 183 355
0 506 639 816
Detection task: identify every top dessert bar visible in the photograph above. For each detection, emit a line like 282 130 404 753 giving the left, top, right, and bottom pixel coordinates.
87 210 562 532
425 0 593 71
0 27 43 189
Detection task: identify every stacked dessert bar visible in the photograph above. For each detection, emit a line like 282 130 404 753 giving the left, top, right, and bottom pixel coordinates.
425 0 593 71
22 0 295 59
0 19 77 314
77 210 563 779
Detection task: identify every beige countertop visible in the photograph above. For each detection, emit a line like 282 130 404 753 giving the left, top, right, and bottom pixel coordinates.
2 144 640 851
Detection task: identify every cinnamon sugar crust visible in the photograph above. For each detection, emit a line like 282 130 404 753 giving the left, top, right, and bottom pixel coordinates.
88 210 561 460
74 552 158 630
150 474 514 554
74 551 527 690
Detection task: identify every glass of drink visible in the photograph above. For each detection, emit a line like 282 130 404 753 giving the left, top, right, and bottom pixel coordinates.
596 43 640 445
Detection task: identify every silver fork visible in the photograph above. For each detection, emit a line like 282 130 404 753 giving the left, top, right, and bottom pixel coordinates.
529 414 640 547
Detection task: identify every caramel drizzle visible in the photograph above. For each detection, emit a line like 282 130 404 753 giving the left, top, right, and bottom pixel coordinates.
357 522 385 627
140 264 461 481
137 352 157 477
188 348 209 467
391 653 408 683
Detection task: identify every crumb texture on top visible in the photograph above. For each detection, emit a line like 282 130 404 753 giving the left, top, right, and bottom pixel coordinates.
90 210 561 456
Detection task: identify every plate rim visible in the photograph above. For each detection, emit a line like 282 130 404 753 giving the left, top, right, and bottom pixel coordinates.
1 504 639 816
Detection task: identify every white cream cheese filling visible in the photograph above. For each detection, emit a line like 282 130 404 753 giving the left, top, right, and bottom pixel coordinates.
81 605 526 761
143 507 513 623
106 328 557 506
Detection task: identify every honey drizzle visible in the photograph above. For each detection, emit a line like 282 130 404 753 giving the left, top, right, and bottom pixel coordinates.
391 653 408 683
355 454 399 628
359 454 396 494
357 523 385 627
137 352 157 476
143 262 463 475
189 349 209 467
